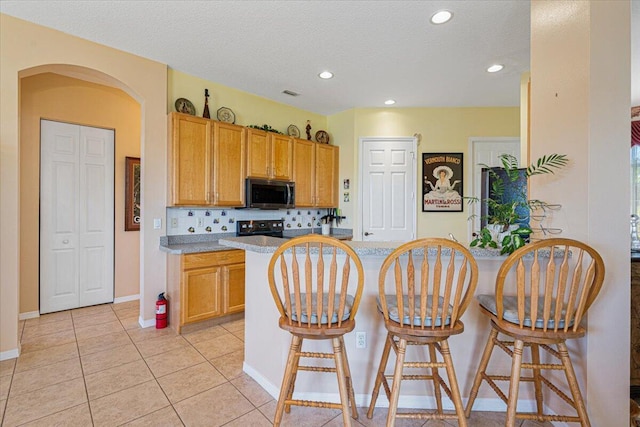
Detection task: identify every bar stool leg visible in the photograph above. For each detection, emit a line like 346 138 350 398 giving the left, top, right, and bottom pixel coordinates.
428 343 443 414
465 327 499 417
440 340 467 427
506 339 525 427
333 337 353 427
367 333 393 419
558 342 591 427
530 343 544 417
339 336 358 420
275 335 302 426
284 337 303 414
386 337 407 427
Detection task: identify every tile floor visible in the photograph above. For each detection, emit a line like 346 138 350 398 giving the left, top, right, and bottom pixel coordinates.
0 301 552 426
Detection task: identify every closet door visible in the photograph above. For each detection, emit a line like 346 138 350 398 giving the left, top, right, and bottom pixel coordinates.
40 120 114 313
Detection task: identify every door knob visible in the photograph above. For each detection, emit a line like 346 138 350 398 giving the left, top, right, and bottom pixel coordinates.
364 232 374 236
62 239 69 244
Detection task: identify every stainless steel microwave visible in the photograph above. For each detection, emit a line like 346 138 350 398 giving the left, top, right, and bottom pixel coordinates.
245 179 295 209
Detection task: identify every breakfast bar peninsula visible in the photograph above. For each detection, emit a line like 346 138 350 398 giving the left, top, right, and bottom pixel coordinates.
218 235 528 411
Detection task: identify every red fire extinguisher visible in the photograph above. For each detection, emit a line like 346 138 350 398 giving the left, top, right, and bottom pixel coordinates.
156 293 168 329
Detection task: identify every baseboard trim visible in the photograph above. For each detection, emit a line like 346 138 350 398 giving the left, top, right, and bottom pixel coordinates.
114 294 140 304
243 363 279 399
19 311 40 320
138 316 155 328
0 348 20 361
242 362 544 412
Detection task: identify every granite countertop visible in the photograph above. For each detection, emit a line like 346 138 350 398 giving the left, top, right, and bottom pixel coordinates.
160 230 353 255
217 235 507 259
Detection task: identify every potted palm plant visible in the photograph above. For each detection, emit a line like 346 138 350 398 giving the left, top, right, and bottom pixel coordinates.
468 153 568 254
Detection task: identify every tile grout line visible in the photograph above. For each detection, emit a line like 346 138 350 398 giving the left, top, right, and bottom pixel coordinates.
120 310 188 427
73 305 96 427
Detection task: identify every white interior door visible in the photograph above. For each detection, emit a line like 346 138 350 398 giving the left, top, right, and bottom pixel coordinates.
40 120 114 314
468 137 520 240
360 137 416 242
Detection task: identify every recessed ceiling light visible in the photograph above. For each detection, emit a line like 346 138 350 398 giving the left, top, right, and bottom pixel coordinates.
384 99 396 105
430 10 453 24
487 64 504 73
318 71 334 79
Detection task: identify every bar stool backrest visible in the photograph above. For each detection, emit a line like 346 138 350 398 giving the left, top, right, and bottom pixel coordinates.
494 238 605 333
268 235 364 329
378 238 478 330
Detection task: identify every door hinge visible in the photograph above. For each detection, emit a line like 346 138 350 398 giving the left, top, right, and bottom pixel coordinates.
411 151 415 160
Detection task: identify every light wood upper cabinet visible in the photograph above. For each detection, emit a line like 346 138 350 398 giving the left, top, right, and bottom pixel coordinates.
293 138 315 206
315 143 339 207
212 121 246 206
169 113 212 205
293 138 339 207
169 113 245 207
246 129 293 181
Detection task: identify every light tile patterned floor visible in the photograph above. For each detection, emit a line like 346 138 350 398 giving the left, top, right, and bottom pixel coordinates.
0 302 552 426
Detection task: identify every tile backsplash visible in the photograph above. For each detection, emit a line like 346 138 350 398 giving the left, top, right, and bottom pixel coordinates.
166 207 329 236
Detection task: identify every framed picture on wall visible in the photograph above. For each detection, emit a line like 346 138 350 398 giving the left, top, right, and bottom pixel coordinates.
422 153 463 212
125 157 141 231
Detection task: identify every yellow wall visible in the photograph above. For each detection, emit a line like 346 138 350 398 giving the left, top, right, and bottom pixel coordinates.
168 69 327 138
330 107 520 243
1 14 167 355
19 73 141 313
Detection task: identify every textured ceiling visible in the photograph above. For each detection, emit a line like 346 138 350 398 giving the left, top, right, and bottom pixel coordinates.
1 1 637 115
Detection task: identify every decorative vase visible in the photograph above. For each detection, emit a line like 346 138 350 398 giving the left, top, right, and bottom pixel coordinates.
486 224 519 247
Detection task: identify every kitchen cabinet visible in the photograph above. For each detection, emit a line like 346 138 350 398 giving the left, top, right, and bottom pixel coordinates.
246 128 293 180
168 112 246 206
293 138 339 207
632 261 640 392
212 121 246 206
168 250 245 332
169 113 211 205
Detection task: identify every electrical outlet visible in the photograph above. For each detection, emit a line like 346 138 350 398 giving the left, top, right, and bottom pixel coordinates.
197 217 204 227
171 218 178 228
355 331 366 349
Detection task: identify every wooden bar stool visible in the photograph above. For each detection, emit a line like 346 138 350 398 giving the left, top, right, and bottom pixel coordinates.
465 238 605 426
268 235 364 426
367 238 478 426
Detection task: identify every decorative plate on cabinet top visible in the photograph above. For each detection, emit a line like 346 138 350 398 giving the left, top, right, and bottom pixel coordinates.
287 124 300 138
217 107 236 124
175 98 196 115
315 130 330 144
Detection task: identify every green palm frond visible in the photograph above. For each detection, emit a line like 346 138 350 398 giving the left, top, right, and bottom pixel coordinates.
526 154 568 176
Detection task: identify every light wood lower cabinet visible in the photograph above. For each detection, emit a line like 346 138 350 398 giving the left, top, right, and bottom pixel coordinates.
168 250 245 332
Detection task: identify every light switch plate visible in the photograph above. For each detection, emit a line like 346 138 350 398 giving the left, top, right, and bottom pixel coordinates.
153 218 161 229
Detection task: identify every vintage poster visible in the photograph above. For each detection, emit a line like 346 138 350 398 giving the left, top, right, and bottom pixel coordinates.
422 153 463 212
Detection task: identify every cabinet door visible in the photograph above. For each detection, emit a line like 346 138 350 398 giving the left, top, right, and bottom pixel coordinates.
213 122 246 206
246 128 270 179
293 138 315 206
270 134 293 181
223 263 245 314
182 266 222 324
170 113 212 205
315 144 339 207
